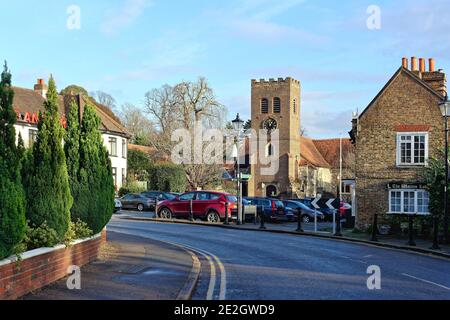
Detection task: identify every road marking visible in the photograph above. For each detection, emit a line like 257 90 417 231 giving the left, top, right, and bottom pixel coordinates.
363 255 373 258
200 252 217 300
401 273 450 291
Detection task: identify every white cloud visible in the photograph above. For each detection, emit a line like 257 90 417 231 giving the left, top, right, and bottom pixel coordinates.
101 0 153 35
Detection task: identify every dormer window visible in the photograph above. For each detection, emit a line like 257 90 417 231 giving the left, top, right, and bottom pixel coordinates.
273 97 281 113
261 98 269 113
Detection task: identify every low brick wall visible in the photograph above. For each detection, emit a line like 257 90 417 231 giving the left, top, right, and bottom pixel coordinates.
0 229 106 300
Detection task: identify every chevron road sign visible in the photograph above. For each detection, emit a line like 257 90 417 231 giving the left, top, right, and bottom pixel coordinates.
311 196 339 210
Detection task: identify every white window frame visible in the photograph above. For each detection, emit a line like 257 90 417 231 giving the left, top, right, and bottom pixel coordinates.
388 189 430 215
396 132 428 166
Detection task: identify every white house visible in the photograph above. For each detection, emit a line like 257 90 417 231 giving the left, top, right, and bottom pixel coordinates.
12 79 131 190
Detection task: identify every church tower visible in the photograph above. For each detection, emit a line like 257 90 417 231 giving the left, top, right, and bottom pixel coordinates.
248 77 301 197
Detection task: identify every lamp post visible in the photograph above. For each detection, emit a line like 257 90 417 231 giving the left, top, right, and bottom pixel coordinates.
439 95 450 244
232 113 244 225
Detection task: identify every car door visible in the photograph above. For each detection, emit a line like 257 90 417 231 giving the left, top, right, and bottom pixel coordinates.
174 192 196 218
121 194 134 209
193 192 210 218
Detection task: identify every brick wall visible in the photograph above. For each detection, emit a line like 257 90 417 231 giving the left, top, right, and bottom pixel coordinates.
0 229 106 300
355 69 444 228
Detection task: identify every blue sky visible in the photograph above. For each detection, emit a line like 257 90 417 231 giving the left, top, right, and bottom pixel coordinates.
2 0 450 138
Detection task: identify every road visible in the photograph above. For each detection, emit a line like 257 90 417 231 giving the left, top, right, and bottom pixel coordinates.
108 216 450 300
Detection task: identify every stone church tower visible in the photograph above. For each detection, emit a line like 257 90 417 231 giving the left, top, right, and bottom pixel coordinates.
248 77 301 197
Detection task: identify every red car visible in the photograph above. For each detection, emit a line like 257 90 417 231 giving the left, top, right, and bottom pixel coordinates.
157 191 238 223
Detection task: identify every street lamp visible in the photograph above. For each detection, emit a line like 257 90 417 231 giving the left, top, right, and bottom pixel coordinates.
439 95 450 245
232 113 244 225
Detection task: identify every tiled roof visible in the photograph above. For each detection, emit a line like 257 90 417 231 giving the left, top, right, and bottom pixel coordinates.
128 144 156 153
312 138 353 168
12 86 129 137
299 137 331 168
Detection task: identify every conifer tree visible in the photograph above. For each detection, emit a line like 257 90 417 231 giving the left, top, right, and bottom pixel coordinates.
0 62 26 258
79 103 114 234
26 76 73 240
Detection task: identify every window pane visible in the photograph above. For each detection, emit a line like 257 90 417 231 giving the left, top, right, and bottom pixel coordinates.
403 191 415 212
414 135 425 164
401 141 411 163
390 191 401 212
417 191 429 213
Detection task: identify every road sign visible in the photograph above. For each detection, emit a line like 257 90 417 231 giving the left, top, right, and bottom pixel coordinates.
326 199 335 209
310 196 339 210
312 195 321 209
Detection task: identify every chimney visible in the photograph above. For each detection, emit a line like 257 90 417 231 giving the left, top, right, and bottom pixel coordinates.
429 58 435 72
34 78 48 98
411 57 418 71
419 58 425 73
402 57 408 69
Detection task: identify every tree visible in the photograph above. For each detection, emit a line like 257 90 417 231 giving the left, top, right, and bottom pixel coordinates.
91 90 117 112
25 76 73 240
144 77 226 189
64 99 82 221
78 103 115 234
128 149 152 181
0 62 26 259
119 103 155 145
60 85 89 97
423 152 447 220
148 164 187 193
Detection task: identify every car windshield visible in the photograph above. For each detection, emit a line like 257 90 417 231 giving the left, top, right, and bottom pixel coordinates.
226 195 237 203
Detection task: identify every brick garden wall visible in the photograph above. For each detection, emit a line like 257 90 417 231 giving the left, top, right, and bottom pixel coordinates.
0 229 106 300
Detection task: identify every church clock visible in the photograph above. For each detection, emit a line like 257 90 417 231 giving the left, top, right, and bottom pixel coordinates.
262 118 277 131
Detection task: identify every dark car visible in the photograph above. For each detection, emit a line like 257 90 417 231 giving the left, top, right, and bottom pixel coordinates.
157 191 237 223
295 198 336 221
120 193 154 212
244 197 290 222
140 191 176 210
283 200 324 223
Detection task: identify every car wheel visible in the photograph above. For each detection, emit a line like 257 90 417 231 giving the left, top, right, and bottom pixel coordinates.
302 215 310 223
159 207 172 219
137 203 144 212
206 211 220 223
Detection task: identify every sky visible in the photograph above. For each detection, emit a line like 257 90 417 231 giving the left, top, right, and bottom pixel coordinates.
1 0 450 138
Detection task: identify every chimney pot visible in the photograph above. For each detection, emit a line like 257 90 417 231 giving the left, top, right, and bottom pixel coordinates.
402 57 408 69
419 58 425 72
429 58 435 72
411 57 418 71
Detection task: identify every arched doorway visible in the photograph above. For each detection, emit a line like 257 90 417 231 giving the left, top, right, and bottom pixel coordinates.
266 185 277 197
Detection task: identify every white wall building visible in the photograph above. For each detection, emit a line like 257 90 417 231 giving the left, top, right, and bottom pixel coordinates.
12 79 130 191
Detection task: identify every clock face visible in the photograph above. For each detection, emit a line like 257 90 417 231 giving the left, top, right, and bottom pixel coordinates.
262 118 277 131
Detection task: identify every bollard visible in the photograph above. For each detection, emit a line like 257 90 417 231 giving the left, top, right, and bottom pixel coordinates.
334 210 342 236
431 215 441 250
296 208 303 233
224 202 230 225
189 199 194 222
155 200 159 219
407 215 416 246
370 214 378 242
258 205 266 230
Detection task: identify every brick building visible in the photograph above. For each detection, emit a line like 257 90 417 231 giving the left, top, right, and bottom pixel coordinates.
351 57 446 228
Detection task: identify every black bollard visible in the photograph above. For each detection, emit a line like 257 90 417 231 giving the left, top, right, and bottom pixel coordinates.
189 199 194 222
296 208 303 233
407 215 416 246
334 210 342 236
258 205 266 230
370 214 378 242
431 215 441 250
224 202 230 225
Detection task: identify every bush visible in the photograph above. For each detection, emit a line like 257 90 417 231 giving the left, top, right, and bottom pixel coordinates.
64 219 93 246
148 164 186 192
21 222 59 250
119 181 147 196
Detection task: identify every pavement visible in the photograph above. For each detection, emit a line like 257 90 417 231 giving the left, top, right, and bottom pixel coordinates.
108 217 450 300
22 231 196 300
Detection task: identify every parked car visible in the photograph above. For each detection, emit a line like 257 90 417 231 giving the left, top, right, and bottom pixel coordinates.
244 197 290 222
283 200 324 223
114 198 122 213
140 191 176 210
157 191 238 223
119 193 154 212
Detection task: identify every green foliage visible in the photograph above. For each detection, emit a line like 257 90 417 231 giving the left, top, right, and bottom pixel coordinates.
25 76 73 241
148 163 187 192
64 219 94 246
422 153 447 219
22 221 59 250
76 104 115 234
118 181 147 197
0 62 26 260
128 149 152 181
60 85 89 97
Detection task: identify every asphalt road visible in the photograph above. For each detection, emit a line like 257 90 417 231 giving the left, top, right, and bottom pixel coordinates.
108 216 450 300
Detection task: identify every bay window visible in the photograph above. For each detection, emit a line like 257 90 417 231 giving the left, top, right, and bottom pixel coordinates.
389 189 430 215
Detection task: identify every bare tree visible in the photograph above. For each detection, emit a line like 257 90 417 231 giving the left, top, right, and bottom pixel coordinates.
119 103 156 145
91 90 117 112
144 77 226 190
